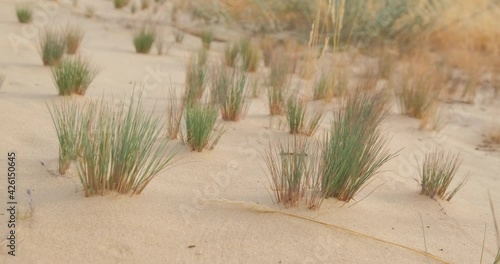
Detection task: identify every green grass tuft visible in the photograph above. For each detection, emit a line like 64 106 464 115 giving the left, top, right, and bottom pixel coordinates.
211 65 250 121
51 56 101 96
200 29 213 49
75 93 179 196
286 98 324 136
114 0 129 9
224 43 239 68
419 149 470 201
46 99 96 174
65 25 85 54
313 72 335 102
184 52 207 106
133 26 156 54
184 104 226 152
39 29 66 66
16 5 33 23
267 52 291 115
239 38 260 72
321 92 397 202
263 136 324 209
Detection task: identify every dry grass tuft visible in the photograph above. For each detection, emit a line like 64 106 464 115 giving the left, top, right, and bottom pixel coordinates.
286 97 323 136
419 149 470 201
65 25 84 54
267 52 291 115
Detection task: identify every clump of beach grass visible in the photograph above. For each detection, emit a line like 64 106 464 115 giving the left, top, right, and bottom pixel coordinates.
419 149 470 201
46 99 96 174
65 25 85 54
184 104 225 152
239 38 260 72
211 65 250 121
16 5 33 23
200 29 213 49
263 136 324 209
286 97 323 136
396 64 442 119
77 94 179 196
224 43 239 68
114 0 129 9
321 92 397 202
133 26 156 54
39 28 66 66
166 83 184 140
51 56 101 96
313 72 335 102
267 52 291 115
184 51 207 106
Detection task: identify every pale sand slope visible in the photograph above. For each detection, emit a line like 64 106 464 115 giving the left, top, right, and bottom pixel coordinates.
0 1 499 263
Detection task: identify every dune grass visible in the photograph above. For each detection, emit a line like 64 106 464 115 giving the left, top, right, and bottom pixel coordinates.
166 84 184 140
76 95 179 196
46 99 96 174
313 72 335 102
39 29 66 66
114 0 129 9
224 43 239 68
16 5 33 23
65 25 85 54
321 92 397 202
263 136 324 209
267 52 291 115
51 56 101 96
489 193 500 264
133 26 156 54
211 65 250 121
419 149 470 201
184 104 225 152
286 98 323 136
184 52 207 106
239 38 260 72
396 65 442 119
200 29 213 49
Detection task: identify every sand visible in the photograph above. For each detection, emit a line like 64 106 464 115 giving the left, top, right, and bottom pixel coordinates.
0 1 499 263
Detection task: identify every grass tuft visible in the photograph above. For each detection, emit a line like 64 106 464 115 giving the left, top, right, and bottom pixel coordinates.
211 65 250 121
166 83 184 140
76 94 179 196
46 99 96 174
313 72 335 102
321 92 397 202
263 136 324 209
39 28 66 66
239 38 261 72
419 149 470 201
200 29 213 49
286 98 323 136
65 25 85 54
267 52 291 115
114 0 129 9
224 43 239 68
184 104 226 152
51 56 101 96
184 51 207 106
16 5 33 23
133 26 156 54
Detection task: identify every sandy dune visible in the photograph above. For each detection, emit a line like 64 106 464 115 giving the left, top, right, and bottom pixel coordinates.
0 1 499 263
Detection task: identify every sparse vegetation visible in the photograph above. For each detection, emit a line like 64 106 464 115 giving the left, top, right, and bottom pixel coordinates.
200 29 213 49
16 5 33 23
51 56 101 96
286 98 323 136
267 52 291 115
321 92 397 202
263 136 324 209
239 38 260 72
419 149 470 201
39 29 66 66
166 84 184 140
114 0 129 9
211 65 250 121
76 94 179 196
313 72 335 102
396 64 442 119
133 26 156 54
65 25 84 54
184 104 225 152
46 99 96 174
184 52 207 106
224 43 239 68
